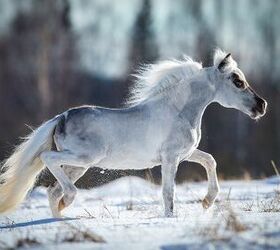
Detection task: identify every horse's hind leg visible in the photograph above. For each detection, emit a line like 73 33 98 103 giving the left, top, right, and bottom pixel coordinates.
47 165 87 217
40 150 92 217
47 182 63 217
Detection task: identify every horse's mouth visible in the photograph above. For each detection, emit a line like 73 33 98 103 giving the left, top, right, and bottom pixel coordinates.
250 97 267 120
250 107 266 120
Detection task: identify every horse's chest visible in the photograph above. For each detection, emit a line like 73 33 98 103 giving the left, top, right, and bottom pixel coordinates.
178 125 201 146
164 126 201 159
182 127 200 149
191 128 201 145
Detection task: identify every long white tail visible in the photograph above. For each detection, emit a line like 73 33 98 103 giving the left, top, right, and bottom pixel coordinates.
0 116 60 213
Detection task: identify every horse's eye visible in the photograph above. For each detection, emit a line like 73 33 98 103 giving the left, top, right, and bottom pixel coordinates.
234 80 245 89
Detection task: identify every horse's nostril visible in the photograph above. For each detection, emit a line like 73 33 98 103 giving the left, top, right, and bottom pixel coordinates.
262 101 266 110
254 96 266 113
263 100 267 110
254 96 267 114
260 100 264 109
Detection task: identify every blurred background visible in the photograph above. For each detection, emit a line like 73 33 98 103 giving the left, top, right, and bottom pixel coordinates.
0 0 279 187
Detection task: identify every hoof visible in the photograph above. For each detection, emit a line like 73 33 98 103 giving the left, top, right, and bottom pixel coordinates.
58 199 66 212
58 191 76 212
202 197 211 209
164 210 174 217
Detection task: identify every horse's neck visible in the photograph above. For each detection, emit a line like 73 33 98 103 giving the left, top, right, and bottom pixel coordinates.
143 68 216 128
172 69 216 128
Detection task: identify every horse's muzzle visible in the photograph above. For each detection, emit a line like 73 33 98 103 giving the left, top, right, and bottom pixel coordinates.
251 96 267 119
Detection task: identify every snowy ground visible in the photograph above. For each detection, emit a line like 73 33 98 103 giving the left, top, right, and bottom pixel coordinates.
1 176 280 250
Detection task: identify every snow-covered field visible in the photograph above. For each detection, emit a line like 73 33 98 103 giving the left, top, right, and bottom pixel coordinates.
1 176 280 249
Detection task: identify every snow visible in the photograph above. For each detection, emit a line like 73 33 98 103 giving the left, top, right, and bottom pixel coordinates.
1 176 280 249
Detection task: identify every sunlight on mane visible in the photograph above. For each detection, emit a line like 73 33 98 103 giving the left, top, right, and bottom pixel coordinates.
125 56 202 106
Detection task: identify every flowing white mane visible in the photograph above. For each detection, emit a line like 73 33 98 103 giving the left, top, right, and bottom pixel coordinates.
125 57 202 106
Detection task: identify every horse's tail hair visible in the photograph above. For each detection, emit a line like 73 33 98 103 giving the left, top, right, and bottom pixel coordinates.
0 116 61 214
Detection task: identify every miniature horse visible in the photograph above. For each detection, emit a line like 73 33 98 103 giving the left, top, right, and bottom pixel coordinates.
0 49 267 217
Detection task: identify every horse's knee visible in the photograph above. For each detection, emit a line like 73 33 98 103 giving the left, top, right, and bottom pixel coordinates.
205 154 217 170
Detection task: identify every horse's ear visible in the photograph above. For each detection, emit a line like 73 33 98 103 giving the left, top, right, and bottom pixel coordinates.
218 53 232 72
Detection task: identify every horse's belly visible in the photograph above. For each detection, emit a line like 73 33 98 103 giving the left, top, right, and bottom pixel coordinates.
95 152 159 170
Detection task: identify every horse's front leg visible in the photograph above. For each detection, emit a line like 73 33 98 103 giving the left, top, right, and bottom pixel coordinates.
188 149 220 209
161 156 179 217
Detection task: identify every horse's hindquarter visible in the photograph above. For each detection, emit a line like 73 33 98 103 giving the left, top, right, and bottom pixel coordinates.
56 105 171 169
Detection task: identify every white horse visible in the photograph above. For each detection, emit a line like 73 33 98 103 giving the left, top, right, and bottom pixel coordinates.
0 49 267 217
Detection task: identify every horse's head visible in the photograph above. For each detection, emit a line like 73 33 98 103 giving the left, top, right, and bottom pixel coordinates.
213 49 267 120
